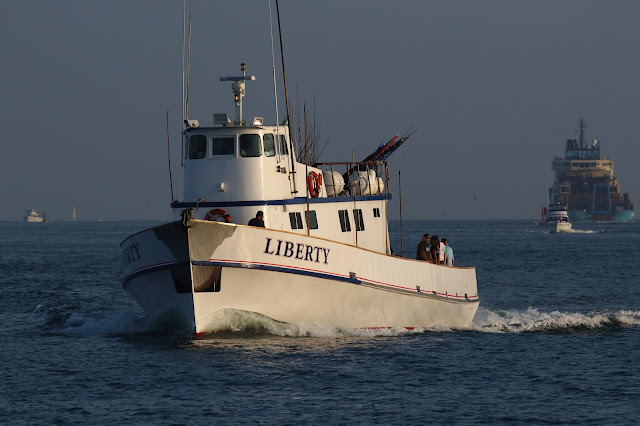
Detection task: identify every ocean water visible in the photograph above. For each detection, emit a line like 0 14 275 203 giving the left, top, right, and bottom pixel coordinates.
1 219 639 424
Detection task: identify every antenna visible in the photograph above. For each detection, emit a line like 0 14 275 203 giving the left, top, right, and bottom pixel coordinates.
268 0 281 162
275 0 297 193
577 117 588 148
220 63 256 126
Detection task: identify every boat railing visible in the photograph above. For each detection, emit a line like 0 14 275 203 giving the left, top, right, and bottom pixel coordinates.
315 161 390 198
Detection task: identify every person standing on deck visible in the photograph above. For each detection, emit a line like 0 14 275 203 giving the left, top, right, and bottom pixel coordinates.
438 239 446 265
416 234 432 262
429 235 440 264
443 238 454 267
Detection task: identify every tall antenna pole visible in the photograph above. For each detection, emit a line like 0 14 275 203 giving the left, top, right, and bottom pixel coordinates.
275 0 297 193
185 2 192 121
399 170 403 257
267 0 281 162
166 111 175 202
181 0 186 124
305 105 310 236
181 0 186 167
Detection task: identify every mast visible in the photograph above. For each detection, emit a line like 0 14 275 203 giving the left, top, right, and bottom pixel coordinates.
275 0 297 194
577 117 588 149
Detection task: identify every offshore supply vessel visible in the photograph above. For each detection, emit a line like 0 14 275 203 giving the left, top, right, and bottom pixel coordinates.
548 119 634 222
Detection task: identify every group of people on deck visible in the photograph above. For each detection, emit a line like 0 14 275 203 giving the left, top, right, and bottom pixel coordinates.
416 234 454 266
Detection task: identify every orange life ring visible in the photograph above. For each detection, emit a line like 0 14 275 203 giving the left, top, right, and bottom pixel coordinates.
307 171 322 198
204 208 232 223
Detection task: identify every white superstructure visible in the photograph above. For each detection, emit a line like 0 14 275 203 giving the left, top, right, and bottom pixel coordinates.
121 56 480 334
24 209 44 223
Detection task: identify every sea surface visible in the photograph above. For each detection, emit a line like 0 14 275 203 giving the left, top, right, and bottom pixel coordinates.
1 219 639 424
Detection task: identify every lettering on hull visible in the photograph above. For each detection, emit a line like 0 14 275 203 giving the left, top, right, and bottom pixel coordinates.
122 242 141 266
264 237 329 264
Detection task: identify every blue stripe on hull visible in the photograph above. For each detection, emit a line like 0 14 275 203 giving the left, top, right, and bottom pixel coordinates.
192 260 362 285
171 194 391 209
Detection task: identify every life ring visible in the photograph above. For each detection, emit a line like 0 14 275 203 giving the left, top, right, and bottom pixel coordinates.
307 171 322 198
204 208 232 223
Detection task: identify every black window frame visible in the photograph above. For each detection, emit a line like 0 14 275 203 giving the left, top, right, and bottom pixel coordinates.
240 134 262 157
338 210 351 232
305 210 318 230
353 209 365 231
211 136 236 156
373 208 380 218
263 134 276 157
278 134 289 155
188 135 207 159
289 212 303 230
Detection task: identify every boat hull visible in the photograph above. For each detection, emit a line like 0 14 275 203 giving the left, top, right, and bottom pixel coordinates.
550 222 572 233
122 220 479 334
568 209 635 222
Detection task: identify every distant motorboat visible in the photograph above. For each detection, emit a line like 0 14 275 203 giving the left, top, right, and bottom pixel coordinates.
24 209 45 223
541 203 572 233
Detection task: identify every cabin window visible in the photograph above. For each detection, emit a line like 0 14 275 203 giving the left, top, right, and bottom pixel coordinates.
188 135 207 159
305 210 318 230
278 134 289 155
264 134 276 157
373 208 380 218
289 212 303 230
353 209 365 231
211 137 235 156
240 134 262 157
338 210 351 232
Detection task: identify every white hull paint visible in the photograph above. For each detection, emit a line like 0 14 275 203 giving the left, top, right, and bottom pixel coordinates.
122 220 479 335
551 222 572 233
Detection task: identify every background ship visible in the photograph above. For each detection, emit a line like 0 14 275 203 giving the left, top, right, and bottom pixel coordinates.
548 118 634 222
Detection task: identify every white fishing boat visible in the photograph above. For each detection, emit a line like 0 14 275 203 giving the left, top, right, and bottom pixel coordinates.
542 202 572 233
24 209 45 223
121 6 479 335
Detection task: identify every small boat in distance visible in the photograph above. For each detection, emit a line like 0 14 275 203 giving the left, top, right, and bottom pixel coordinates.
24 209 45 223
541 203 572 233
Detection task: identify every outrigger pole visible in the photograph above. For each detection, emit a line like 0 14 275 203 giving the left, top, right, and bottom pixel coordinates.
275 0 298 194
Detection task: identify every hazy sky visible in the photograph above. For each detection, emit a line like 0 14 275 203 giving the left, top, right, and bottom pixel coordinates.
1 0 639 221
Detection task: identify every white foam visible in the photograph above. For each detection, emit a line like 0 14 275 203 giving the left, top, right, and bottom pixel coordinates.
54 306 640 338
196 308 434 337
471 306 640 333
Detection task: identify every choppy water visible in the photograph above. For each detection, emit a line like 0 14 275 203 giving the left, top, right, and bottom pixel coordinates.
1 220 639 424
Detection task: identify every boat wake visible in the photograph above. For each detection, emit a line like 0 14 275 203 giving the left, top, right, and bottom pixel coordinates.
471 307 640 333
42 305 640 338
46 308 193 337
545 229 604 234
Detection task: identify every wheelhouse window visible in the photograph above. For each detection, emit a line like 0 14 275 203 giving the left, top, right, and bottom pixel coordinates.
240 134 262 157
373 208 380 218
305 210 318 230
263 134 276 157
353 209 365 231
188 135 207 159
338 210 351 232
211 137 235 156
289 212 303 230
278 134 289 155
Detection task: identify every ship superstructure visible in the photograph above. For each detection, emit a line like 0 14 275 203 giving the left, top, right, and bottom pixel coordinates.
549 119 634 222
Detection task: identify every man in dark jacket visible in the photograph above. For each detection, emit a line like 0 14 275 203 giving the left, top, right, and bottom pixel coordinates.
248 211 265 227
416 234 431 261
